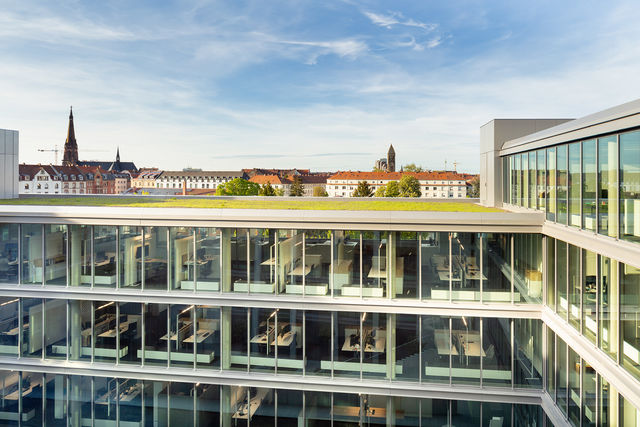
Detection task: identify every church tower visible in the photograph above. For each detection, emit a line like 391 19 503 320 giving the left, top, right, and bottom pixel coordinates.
62 106 78 166
387 144 396 172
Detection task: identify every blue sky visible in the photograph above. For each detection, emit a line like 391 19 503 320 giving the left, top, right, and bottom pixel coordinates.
2 0 640 172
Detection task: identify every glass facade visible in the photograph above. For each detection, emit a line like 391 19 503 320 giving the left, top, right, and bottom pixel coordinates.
504 129 640 241
1 216 640 425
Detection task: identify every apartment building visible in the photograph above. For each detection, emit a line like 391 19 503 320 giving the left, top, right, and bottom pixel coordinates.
155 171 247 190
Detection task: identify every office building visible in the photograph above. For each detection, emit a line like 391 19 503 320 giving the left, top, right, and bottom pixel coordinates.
0 129 18 199
0 99 640 425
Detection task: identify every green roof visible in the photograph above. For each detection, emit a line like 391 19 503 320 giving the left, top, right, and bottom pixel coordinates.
0 197 501 212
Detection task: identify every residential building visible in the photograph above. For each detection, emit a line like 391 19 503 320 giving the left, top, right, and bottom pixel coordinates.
155 170 247 190
131 169 163 188
248 174 291 194
327 171 468 198
0 99 640 425
243 168 310 178
299 173 330 196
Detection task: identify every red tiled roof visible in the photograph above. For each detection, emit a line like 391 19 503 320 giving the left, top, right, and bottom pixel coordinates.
249 175 292 185
327 171 469 181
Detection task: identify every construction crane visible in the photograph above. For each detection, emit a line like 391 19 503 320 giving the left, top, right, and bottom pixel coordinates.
37 146 109 165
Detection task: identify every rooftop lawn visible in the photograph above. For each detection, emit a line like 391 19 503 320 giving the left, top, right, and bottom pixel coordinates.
0 197 502 212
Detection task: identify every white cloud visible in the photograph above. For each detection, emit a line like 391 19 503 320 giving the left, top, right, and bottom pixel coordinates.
363 11 437 31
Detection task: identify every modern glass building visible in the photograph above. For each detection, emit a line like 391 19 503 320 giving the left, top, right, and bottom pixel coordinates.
0 99 639 425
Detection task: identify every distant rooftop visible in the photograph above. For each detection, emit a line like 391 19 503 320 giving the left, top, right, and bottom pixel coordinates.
0 196 501 212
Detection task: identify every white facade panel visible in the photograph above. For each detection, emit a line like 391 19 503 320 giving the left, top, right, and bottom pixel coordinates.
0 129 19 199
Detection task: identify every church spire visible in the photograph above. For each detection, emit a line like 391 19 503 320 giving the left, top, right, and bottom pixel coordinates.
387 144 396 172
116 147 120 163
62 106 78 166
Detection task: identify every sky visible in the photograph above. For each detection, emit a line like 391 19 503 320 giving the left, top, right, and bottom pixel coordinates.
2 0 640 173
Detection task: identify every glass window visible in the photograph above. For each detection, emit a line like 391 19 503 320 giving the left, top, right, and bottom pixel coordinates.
44 373 68 426
547 147 556 221
22 371 44 427
275 309 303 374
118 378 143 425
557 241 568 319
304 230 331 296
334 311 361 378
451 232 481 302
170 227 194 291
195 383 220 426
568 244 581 330
451 316 480 386
421 397 449 425
514 233 542 303
68 225 91 287
0 297 19 357
599 256 618 361
195 305 220 369
582 139 597 230
568 348 580 425
421 232 450 301
276 229 302 294
394 232 418 299
362 312 386 379
68 300 91 361
93 226 116 288
568 142 581 227
249 307 276 373
557 144 568 225
482 233 511 303
514 318 542 388
196 227 221 292
305 310 331 376
0 223 18 283
332 230 361 297
537 149 546 211
94 301 117 363
229 307 248 371
143 226 168 290
143 303 167 366
21 224 42 285
395 314 419 382
582 357 597 427
556 337 567 414
512 154 520 206
21 298 42 358
529 150 536 208
547 329 555 399
304 391 331 426
119 302 141 365
169 382 195 426
44 299 66 359
522 152 529 208
620 261 640 380
598 135 618 237
582 249 597 344
119 226 142 288
546 237 555 310
620 131 640 242
169 304 195 368
44 225 67 286
483 317 511 387
361 231 388 298
422 315 450 384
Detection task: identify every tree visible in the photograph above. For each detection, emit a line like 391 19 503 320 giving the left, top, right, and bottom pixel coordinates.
313 186 328 197
468 176 480 198
352 180 373 197
216 178 260 196
274 188 285 196
398 175 421 197
385 181 400 197
258 183 276 196
403 163 424 172
374 186 386 197
289 176 304 197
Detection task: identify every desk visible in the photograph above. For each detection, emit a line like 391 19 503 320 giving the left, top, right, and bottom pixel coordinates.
184 329 213 344
438 271 462 282
250 326 275 345
341 327 385 353
434 329 458 355
98 320 136 338
233 388 270 419
3 323 28 337
333 405 387 420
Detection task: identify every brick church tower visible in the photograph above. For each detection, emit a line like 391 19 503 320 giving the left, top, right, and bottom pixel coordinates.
62 106 78 166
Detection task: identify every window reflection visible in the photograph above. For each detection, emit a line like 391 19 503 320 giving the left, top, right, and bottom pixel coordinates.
0 224 18 283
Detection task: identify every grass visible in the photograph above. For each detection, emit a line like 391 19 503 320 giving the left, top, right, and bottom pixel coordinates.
0 197 502 212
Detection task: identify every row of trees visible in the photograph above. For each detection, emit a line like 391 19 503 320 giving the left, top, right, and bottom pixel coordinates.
215 177 328 197
352 175 422 198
